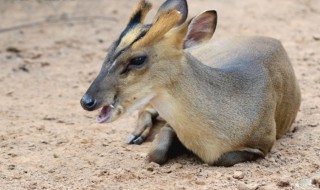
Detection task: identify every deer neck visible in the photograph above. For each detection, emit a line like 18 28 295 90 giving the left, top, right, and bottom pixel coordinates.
150 52 229 159
150 52 224 129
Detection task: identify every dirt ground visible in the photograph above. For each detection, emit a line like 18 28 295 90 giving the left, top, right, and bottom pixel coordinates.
0 0 319 189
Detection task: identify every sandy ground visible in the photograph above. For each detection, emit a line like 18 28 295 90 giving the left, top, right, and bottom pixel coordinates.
0 0 319 189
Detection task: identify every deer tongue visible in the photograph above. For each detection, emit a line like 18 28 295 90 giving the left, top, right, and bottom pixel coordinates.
96 105 112 123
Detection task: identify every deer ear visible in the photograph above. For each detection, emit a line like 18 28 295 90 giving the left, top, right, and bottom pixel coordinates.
153 0 188 26
183 10 217 49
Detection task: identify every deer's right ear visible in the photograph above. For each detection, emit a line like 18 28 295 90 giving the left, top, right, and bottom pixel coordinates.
153 0 188 26
183 10 217 49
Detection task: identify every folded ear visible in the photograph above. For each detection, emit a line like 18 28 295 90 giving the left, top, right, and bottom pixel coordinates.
153 0 188 26
183 10 217 49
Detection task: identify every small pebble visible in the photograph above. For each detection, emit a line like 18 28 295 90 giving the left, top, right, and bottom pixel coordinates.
194 180 206 185
171 163 183 170
233 171 245 180
18 65 29 72
6 47 21 53
48 169 55 173
308 123 319 128
146 162 159 172
313 35 320 41
277 179 290 187
237 182 251 190
8 164 16 170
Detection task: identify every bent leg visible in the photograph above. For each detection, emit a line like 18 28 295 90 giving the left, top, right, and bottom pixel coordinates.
214 149 264 167
148 124 176 165
127 105 158 144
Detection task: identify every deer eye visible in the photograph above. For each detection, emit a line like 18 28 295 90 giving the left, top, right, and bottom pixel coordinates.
128 56 147 69
120 56 147 76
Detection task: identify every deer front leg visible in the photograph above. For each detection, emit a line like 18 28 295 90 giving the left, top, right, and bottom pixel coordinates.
127 105 158 145
147 123 176 165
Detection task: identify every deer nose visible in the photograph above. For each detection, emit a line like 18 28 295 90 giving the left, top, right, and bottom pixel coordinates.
81 95 97 111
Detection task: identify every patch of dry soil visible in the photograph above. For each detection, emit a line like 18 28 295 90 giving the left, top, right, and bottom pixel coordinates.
0 0 319 189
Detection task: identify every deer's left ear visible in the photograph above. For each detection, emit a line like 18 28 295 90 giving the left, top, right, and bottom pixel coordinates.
153 0 188 26
183 10 217 49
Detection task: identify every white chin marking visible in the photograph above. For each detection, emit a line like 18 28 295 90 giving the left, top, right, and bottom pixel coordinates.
126 94 155 114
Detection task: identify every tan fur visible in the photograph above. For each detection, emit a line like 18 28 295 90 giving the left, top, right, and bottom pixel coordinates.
149 36 301 164
114 0 152 54
115 25 147 54
81 0 301 165
132 10 182 49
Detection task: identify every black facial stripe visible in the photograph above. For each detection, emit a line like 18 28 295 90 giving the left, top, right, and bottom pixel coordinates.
111 26 151 63
130 10 142 26
114 11 143 50
131 24 151 44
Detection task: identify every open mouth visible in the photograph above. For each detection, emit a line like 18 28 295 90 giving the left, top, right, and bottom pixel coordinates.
96 97 118 124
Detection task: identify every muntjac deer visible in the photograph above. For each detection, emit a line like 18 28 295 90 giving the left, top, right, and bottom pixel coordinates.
80 0 301 166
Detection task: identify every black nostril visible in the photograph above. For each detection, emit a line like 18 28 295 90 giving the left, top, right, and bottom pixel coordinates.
81 95 97 111
86 99 95 107
84 98 97 109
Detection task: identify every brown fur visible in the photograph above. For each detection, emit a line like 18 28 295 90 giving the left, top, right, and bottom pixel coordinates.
132 10 182 49
81 0 301 166
149 36 301 164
